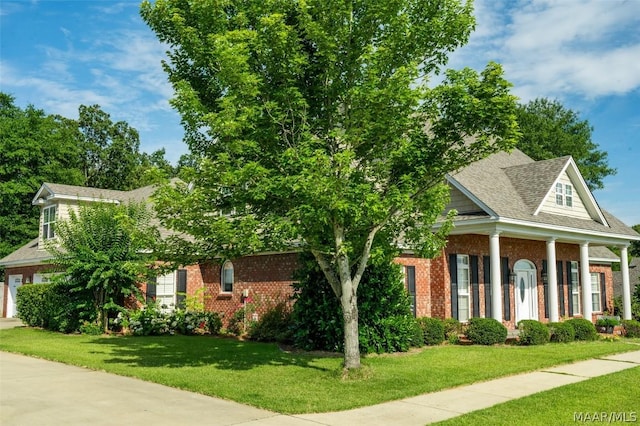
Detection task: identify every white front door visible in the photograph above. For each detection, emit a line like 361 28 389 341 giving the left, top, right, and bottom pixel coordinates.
514 260 538 323
7 275 23 318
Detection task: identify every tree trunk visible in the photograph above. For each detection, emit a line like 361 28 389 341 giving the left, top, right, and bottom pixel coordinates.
341 286 361 369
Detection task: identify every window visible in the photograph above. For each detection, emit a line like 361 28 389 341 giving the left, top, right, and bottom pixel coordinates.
457 255 470 322
221 261 234 293
565 185 573 207
555 183 563 205
570 261 580 315
590 273 601 312
43 205 57 240
555 183 573 207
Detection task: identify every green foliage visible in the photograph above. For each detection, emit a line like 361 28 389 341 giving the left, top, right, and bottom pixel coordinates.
226 307 249 336
417 317 446 346
443 318 463 344
292 252 415 353
79 321 104 335
595 317 620 327
516 98 615 190
359 315 421 354
621 320 640 338
114 304 223 336
248 302 293 343
631 225 640 257
142 0 520 368
48 202 160 332
517 320 550 345
0 93 84 264
465 318 507 346
16 282 94 333
170 309 223 335
565 318 598 341
547 322 575 343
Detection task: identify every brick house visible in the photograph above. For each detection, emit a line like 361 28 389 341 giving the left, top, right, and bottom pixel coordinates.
2 149 639 328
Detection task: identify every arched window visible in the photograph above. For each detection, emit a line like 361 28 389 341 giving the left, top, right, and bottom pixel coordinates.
221 261 234 293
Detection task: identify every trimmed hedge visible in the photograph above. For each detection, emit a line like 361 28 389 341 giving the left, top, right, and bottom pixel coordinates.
517 320 550 345
548 322 575 343
417 317 445 346
16 283 92 333
566 318 598 341
465 317 507 345
622 319 640 338
248 302 293 343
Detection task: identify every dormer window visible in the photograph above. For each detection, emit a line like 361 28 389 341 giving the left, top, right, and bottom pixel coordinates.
555 183 573 207
43 205 57 240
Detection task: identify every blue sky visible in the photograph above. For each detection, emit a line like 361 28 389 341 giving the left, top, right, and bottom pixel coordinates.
1 0 639 226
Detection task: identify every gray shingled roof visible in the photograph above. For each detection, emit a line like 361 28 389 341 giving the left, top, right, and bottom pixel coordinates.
40 183 129 201
613 258 640 298
0 238 51 266
449 149 639 238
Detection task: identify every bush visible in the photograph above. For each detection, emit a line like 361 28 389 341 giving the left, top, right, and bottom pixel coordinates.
443 318 462 344
16 282 93 333
622 319 640 338
566 318 598 341
548 322 575 343
595 317 620 327
517 320 549 345
248 302 293 343
227 307 249 336
291 252 415 353
417 317 445 346
79 321 103 335
169 310 222 335
126 303 171 336
359 315 419 354
465 318 507 345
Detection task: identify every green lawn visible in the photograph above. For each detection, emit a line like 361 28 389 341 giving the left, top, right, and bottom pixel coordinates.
0 327 638 414
434 366 640 425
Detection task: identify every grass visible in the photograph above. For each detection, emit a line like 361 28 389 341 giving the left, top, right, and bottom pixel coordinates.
434 366 640 425
0 327 639 414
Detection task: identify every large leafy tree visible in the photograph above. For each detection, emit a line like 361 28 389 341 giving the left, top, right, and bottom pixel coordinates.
516 98 615 190
142 0 519 369
48 202 160 332
0 93 85 262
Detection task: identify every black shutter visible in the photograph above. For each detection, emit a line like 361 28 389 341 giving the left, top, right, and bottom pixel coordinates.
600 273 606 313
146 276 157 304
567 262 573 317
471 256 480 318
483 256 491 318
449 254 458 320
406 266 416 317
542 260 549 319
502 257 510 321
176 269 187 309
557 261 565 317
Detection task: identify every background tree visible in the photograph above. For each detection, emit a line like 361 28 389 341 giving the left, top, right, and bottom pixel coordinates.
631 225 640 258
48 202 160 332
0 93 84 265
516 98 615 190
143 0 519 369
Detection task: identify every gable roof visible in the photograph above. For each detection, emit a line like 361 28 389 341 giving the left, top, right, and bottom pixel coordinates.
447 149 639 240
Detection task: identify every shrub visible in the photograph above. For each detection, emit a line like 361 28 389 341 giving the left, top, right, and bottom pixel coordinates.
227 307 249 336
595 317 620 327
465 318 507 345
622 319 640 338
359 315 419 354
417 317 445 346
517 320 549 345
548 322 575 343
16 282 93 333
169 310 222 335
127 303 171 336
566 318 598 341
248 302 293 343
443 318 463 344
291 252 415 353
79 321 103 335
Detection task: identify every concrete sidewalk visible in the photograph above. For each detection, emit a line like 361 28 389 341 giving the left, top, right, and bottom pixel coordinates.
1 346 639 426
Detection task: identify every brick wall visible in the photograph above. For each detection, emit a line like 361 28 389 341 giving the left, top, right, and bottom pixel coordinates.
394 255 431 317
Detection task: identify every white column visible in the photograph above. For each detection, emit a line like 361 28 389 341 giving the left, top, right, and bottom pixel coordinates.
546 238 559 323
620 245 632 320
580 242 592 322
490 232 503 323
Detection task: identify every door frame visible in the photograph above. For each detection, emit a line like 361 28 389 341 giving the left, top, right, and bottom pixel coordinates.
7 274 23 318
514 260 538 323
